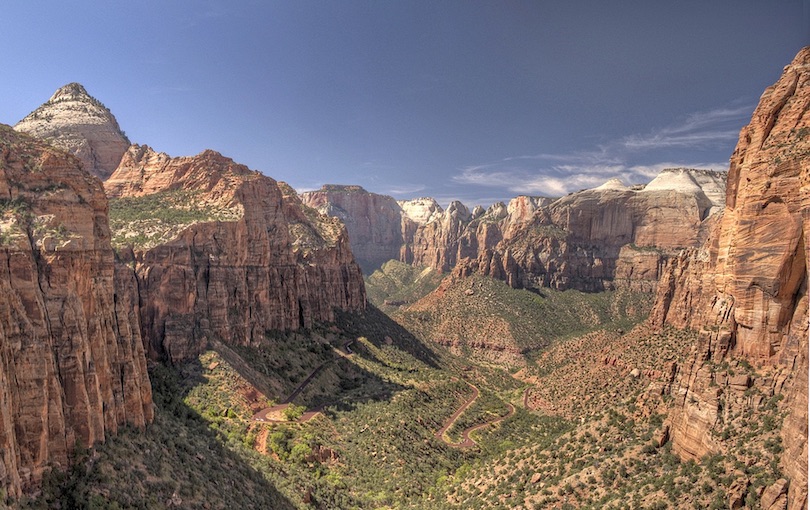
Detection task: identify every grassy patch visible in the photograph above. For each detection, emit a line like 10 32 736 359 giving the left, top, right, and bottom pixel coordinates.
108 190 242 249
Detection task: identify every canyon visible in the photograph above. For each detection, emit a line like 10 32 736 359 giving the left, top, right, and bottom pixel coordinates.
302 167 727 293
0 46 805 509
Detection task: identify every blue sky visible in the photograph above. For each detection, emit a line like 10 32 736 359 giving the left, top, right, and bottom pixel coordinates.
0 1 807 207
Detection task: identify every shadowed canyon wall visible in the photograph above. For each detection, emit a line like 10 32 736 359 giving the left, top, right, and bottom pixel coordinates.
0 126 153 497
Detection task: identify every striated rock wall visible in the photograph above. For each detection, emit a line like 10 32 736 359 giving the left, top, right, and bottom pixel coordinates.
300 185 404 273
305 170 724 291
449 169 724 292
0 126 153 497
107 147 366 363
651 47 809 510
14 83 130 180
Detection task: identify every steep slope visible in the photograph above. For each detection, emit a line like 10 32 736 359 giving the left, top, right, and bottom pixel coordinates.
304 169 725 292
0 125 152 498
395 274 651 365
651 46 809 510
300 185 405 273
106 146 366 363
14 83 130 180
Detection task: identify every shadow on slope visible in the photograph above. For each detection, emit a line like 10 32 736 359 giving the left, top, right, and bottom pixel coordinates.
20 362 296 510
333 304 442 369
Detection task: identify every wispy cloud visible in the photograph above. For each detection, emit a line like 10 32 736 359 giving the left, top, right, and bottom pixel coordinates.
385 184 426 196
621 105 750 150
452 103 748 197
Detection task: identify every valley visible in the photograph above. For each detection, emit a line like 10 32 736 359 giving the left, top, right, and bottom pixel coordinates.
0 45 806 510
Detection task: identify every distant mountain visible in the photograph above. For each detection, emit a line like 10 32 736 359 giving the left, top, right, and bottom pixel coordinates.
15 83 130 180
303 167 727 293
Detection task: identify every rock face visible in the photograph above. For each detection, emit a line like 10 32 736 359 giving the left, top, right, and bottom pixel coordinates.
15 83 130 180
306 169 724 291
651 47 809 510
301 185 404 273
107 147 366 363
465 169 725 292
0 125 153 497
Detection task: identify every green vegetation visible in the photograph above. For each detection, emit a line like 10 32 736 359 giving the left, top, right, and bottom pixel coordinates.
8 271 794 509
394 274 652 359
108 190 242 248
364 260 445 309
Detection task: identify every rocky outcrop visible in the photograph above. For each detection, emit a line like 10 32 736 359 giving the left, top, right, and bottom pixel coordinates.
651 47 809 510
301 185 405 273
443 168 725 292
107 147 366 363
14 83 130 180
305 169 724 291
0 126 152 497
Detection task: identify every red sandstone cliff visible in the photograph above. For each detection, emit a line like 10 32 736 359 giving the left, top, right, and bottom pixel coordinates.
651 47 809 510
0 126 153 497
301 185 404 273
106 146 366 363
304 169 724 292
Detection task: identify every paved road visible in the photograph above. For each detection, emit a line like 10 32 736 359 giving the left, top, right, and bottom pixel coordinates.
435 381 517 448
252 339 356 423
434 380 479 444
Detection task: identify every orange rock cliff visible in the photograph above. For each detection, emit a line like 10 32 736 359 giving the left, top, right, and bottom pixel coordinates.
105 145 366 362
651 46 808 510
0 126 153 497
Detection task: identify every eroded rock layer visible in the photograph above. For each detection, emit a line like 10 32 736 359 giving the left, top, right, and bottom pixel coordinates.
300 185 404 273
14 83 130 180
305 169 725 292
106 146 366 363
651 46 809 510
0 126 153 497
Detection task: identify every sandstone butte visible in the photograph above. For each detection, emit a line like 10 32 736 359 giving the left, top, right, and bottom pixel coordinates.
651 46 809 510
0 125 153 498
105 145 367 363
0 84 367 497
303 167 726 293
14 83 130 181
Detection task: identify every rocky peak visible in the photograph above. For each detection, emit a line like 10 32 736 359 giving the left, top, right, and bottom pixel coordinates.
399 197 442 225
445 200 471 221
14 83 130 180
594 178 629 191
47 82 91 102
640 167 727 215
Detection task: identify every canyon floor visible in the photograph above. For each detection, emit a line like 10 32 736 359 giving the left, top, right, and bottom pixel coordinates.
12 270 795 510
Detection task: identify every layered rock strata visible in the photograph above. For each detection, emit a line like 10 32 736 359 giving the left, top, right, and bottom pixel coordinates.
14 83 130 180
106 146 366 363
0 126 153 497
305 169 725 292
300 185 404 273
651 46 809 510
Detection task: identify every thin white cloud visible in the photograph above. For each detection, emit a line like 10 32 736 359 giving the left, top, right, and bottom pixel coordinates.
451 103 742 197
385 184 427 195
621 105 751 151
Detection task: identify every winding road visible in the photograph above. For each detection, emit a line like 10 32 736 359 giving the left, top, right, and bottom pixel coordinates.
252 340 355 423
435 380 516 448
